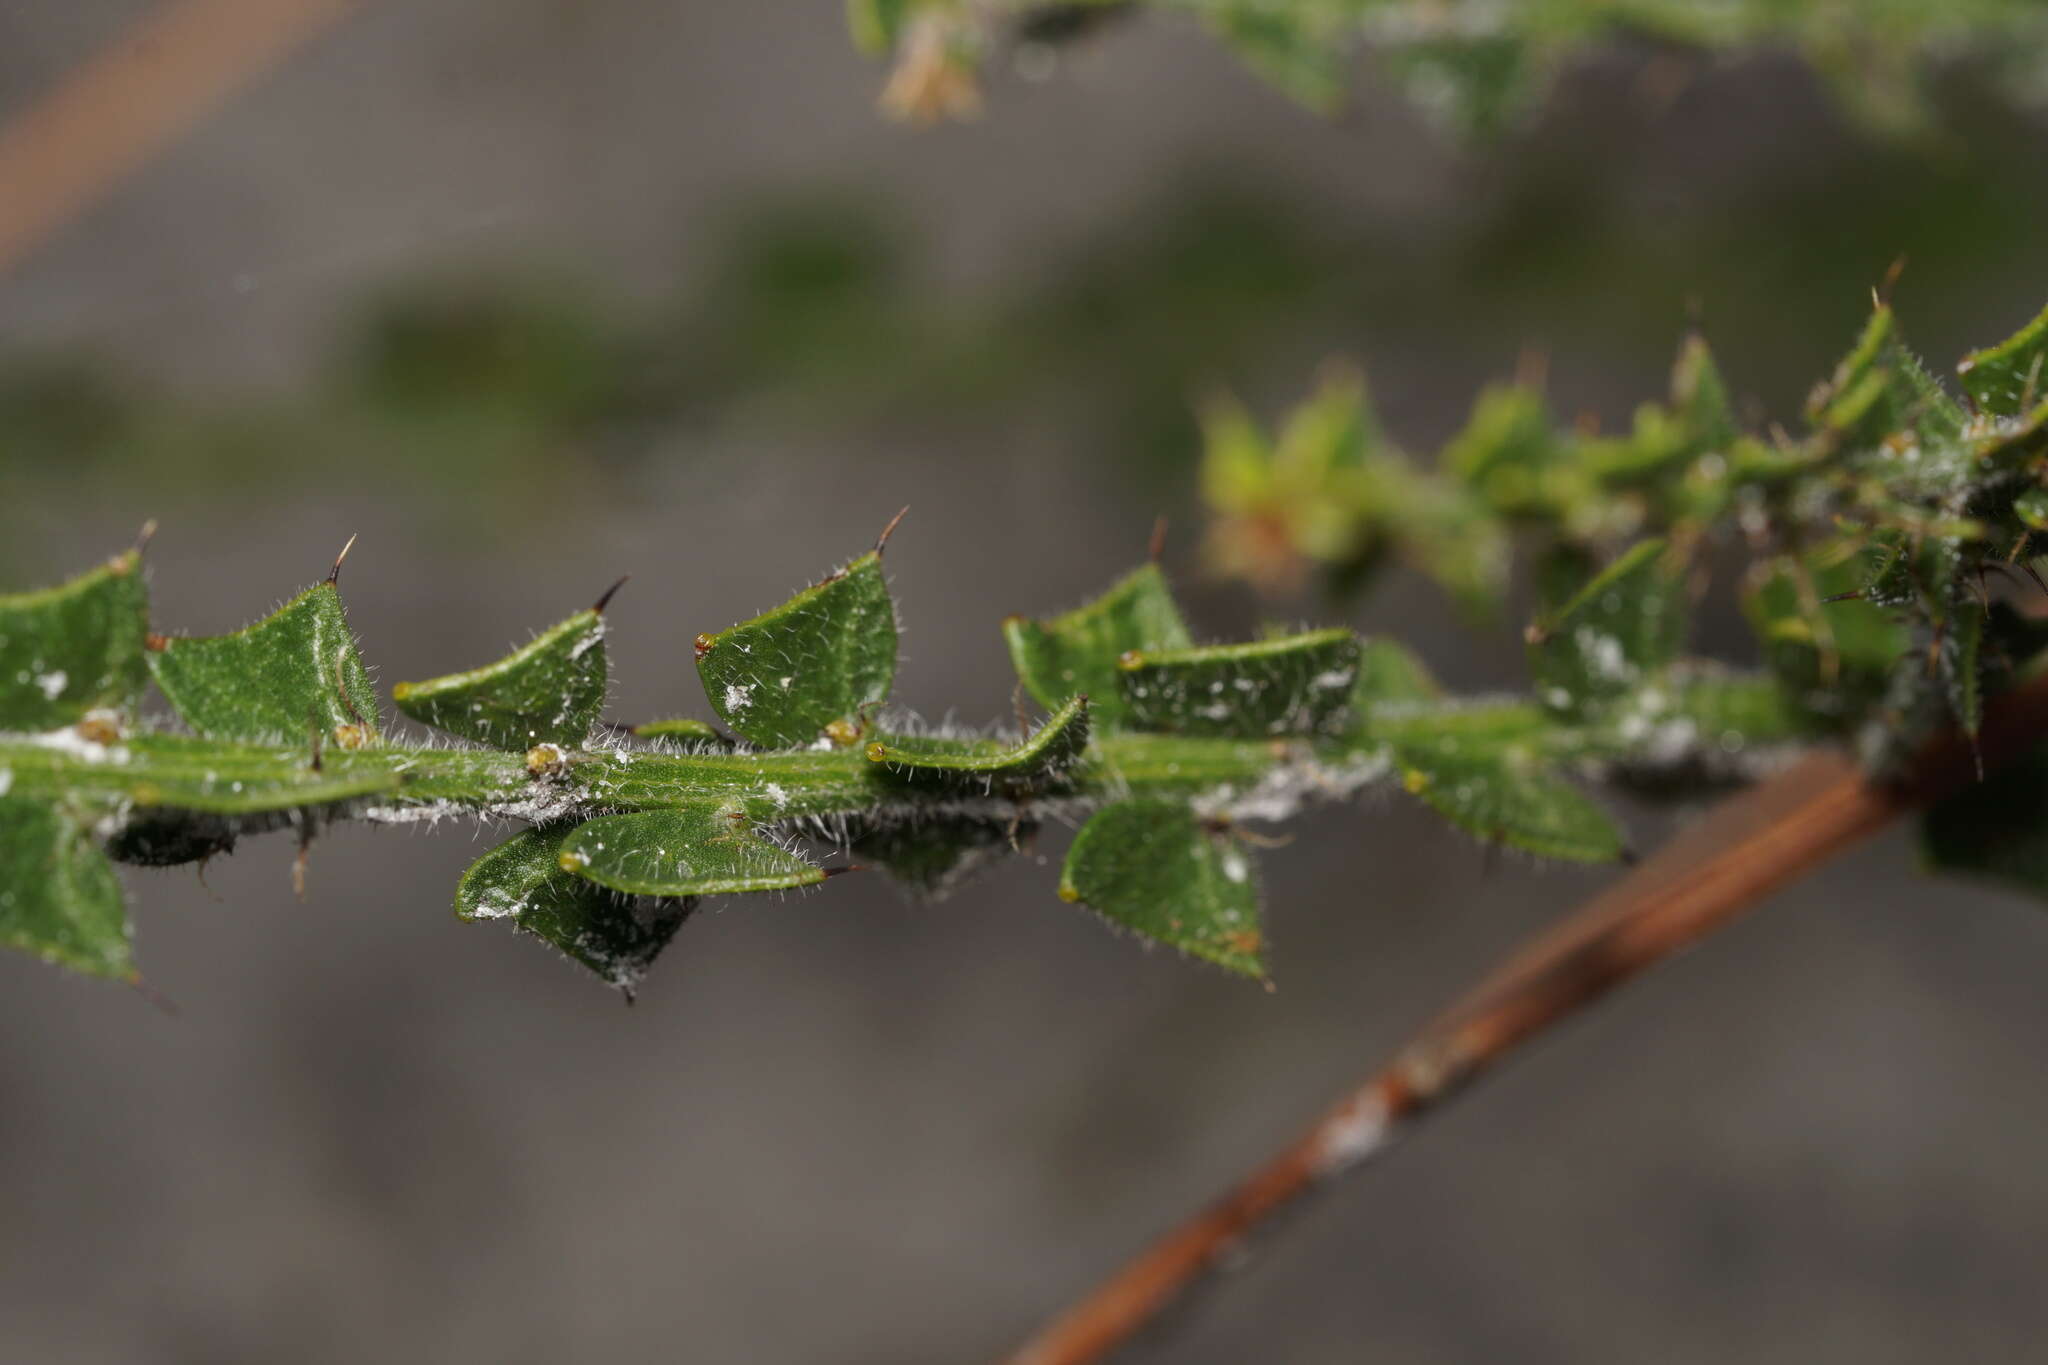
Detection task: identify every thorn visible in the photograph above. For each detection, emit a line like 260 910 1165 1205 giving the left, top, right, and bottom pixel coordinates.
619 984 638 1008
2025 564 2048 598
821 864 866 880
593 574 630 614
1012 681 1032 737
1820 590 1865 604
1148 514 1168 563
875 506 910 556
1878 254 1907 306
1513 345 1550 391
308 706 325 772
127 976 180 1018
134 519 159 555
327 532 359 585
1618 846 1641 868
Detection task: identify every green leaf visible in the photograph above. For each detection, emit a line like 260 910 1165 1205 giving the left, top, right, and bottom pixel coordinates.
1442 382 1556 514
865 694 1089 789
1958 298 2048 418
1396 742 1624 863
457 821 692 992
1353 637 1441 709
1923 740 2048 902
1205 4 1349 111
148 580 381 747
696 550 897 748
0 794 132 979
846 0 914 55
1671 333 1737 457
1003 563 1192 727
1808 304 1963 446
557 802 825 896
394 607 606 749
1059 799 1265 978
1744 550 1908 726
0 548 148 731
1118 628 1360 736
1529 540 1685 714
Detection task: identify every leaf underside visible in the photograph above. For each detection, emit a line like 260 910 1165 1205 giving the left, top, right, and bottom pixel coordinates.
458 821 693 990
0 795 131 979
557 803 824 897
1061 799 1266 978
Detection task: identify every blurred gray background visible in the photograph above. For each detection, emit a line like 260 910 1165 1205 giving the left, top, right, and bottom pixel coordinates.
5 3 2048 1361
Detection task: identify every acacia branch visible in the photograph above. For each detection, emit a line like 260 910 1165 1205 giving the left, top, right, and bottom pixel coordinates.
1004 668 2048 1365
0 0 363 276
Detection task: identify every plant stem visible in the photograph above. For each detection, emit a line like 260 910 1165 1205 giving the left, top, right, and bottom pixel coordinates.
1001 668 2048 1365
0 726 1389 836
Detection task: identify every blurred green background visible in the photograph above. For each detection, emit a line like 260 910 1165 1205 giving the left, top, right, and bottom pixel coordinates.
5 4 2048 1362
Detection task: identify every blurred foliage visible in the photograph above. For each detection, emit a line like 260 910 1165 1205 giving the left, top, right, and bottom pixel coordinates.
853 0 2048 135
6 76 2048 545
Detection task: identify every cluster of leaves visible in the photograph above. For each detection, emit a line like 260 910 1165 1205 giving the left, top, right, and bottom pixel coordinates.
0 489 1816 992
849 0 2048 133
1204 294 2048 888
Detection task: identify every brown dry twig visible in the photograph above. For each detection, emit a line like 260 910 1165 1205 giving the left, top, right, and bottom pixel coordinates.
1005 669 2048 1365
0 0 363 277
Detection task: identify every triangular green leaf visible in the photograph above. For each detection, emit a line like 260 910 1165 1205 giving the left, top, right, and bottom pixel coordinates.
1059 799 1265 979
696 550 897 748
458 821 692 991
1528 539 1684 715
557 802 824 896
1118 628 1359 736
1204 3 1349 112
846 0 914 55
0 794 132 979
1003 563 1191 727
1396 741 1623 863
1807 304 1963 447
1958 298 2048 419
394 607 606 749
148 581 381 746
866 694 1089 790
1352 637 1441 709
1442 382 1555 514
0 548 148 731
